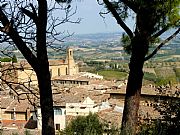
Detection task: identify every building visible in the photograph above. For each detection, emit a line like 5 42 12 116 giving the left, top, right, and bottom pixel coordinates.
37 106 66 131
37 95 99 131
0 48 79 85
66 96 99 116
52 74 89 86
0 96 36 130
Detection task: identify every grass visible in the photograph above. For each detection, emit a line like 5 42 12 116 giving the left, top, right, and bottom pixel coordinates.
97 70 128 80
154 67 178 85
174 68 180 82
155 68 176 78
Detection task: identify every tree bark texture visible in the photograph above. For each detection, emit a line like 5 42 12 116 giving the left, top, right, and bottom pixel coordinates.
36 1 55 135
121 35 148 135
0 1 55 134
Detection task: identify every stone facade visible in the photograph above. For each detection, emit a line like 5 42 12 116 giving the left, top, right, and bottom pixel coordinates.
0 48 79 85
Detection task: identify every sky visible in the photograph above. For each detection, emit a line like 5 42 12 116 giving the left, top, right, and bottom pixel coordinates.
58 0 133 35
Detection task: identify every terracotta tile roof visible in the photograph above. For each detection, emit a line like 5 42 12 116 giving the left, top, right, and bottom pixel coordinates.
89 94 110 104
52 85 111 106
2 59 66 70
1 97 14 108
139 106 160 119
105 85 180 97
98 108 122 128
49 59 65 66
105 85 160 96
108 98 124 107
53 92 85 106
2 120 28 129
1 97 34 112
52 74 89 82
12 61 32 69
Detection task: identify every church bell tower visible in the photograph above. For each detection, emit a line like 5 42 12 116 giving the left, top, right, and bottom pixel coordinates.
66 48 76 75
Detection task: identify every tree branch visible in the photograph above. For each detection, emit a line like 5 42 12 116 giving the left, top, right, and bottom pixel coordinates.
103 0 134 38
20 6 38 25
0 7 39 72
0 77 39 99
36 0 48 60
144 27 180 61
121 0 139 13
151 25 170 39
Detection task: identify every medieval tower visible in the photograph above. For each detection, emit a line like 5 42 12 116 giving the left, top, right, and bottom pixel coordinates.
65 48 78 75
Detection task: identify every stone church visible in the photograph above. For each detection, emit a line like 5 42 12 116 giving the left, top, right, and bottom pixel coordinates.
1 48 79 85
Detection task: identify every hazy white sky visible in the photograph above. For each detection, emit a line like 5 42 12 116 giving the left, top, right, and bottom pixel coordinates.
58 0 133 34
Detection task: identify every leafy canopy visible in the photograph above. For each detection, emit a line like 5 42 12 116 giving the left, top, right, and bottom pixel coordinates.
115 0 180 54
61 113 104 135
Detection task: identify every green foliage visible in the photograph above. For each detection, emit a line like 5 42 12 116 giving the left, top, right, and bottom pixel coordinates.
154 68 177 86
24 129 32 135
61 113 104 135
149 37 161 45
108 2 129 21
138 120 165 135
86 61 105 71
0 57 12 62
116 0 179 56
154 92 180 134
12 54 17 63
165 0 180 27
12 133 19 135
0 55 17 63
155 77 170 86
121 34 161 55
121 33 131 54
173 68 180 82
97 70 128 80
103 0 180 134
105 125 120 135
143 72 157 82
143 63 180 86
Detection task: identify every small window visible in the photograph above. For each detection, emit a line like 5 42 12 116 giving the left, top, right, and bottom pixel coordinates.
66 67 68 75
58 68 61 76
11 112 15 120
54 109 62 115
69 105 74 109
56 124 60 131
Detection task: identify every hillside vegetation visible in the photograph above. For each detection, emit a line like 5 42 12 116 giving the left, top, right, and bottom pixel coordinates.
97 70 128 80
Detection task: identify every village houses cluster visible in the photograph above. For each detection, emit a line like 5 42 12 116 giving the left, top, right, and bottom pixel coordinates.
0 48 179 134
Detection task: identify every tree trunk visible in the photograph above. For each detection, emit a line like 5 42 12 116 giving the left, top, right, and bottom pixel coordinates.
0 1 55 134
121 35 148 135
37 69 55 135
36 1 55 135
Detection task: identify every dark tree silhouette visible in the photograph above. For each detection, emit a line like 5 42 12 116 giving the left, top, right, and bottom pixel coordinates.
98 0 180 134
0 0 79 135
